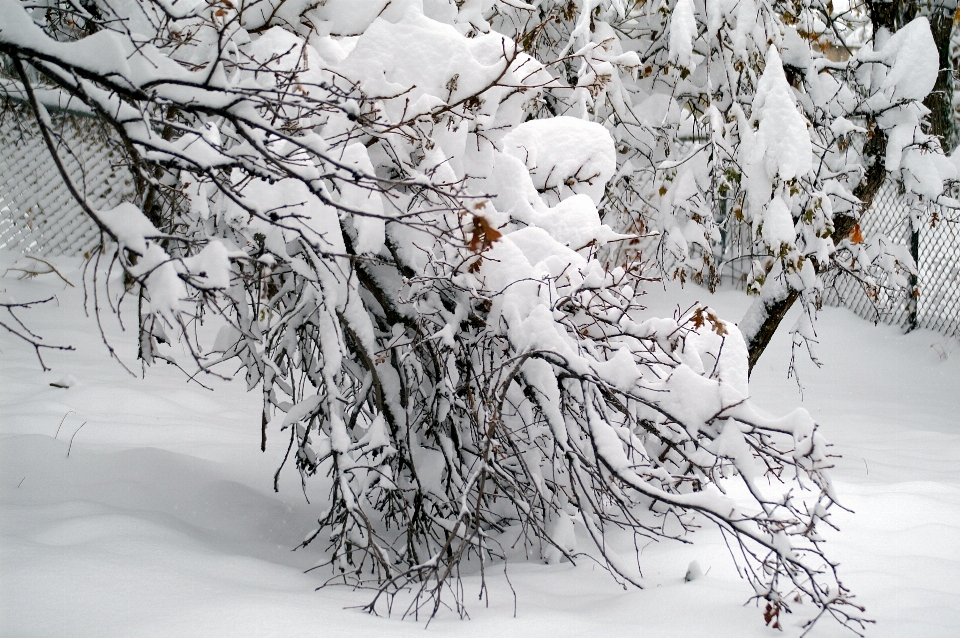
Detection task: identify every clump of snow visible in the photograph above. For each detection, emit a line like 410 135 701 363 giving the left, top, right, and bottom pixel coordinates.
131 244 186 321
337 144 385 254
684 560 704 582
182 240 231 290
49 374 79 389
96 203 162 256
780 26 810 70
759 196 796 254
309 0 420 36
499 116 617 205
337 7 512 121
669 0 697 71
751 47 812 182
544 511 577 565
876 17 940 104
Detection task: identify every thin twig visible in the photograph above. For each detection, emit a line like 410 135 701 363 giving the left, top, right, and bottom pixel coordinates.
66 421 87 458
55 410 76 439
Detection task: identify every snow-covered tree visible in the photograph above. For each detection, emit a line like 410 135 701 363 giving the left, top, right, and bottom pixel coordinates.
9 0 953 632
481 0 957 374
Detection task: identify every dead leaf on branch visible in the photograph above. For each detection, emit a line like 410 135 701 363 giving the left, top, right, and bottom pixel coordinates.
763 601 782 630
691 307 728 337
850 223 864 244
467 214 502 253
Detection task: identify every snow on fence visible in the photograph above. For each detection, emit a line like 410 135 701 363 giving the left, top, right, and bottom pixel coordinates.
719 185 960 339
2 108 957 338
914 197 960 338
0 109 135 257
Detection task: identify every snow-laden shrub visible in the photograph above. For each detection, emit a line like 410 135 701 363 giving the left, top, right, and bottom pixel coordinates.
488 0 956 373
12 0 952 632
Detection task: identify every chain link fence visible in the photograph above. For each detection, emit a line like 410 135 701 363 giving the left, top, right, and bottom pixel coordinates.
718 184 960 339
915 196 960 337
0 108 135 257
2 108 958 338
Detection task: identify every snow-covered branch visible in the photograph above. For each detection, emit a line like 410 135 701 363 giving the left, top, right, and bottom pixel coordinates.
0 0 892 632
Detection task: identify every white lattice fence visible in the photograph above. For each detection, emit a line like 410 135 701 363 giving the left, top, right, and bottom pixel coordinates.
819 186 960 338
819 184 913 329
0 109 135 256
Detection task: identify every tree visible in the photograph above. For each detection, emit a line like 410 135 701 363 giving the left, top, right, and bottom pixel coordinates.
914 1 957 150
1 0 917 632
484 1 955 374
735 0 959 358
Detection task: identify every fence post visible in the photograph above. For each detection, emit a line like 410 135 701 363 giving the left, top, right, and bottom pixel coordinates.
907 210 920 332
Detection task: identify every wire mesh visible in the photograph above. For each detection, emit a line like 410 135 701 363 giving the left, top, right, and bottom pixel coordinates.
0 108 135 257
1 108 956 338
819 184 914 330
718 183 959 339
917 203 960 337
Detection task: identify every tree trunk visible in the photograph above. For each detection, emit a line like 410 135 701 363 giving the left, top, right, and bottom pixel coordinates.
741 1 907 376
923 2 957 151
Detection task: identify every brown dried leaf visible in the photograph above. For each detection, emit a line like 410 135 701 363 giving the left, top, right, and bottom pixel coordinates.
468 215 502 253
850 223 864 244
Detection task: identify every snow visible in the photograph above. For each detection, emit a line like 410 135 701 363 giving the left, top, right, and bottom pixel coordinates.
499 116 616 205
311 0 419 36
0 1 956 632
337 7 510 121
780 26 811 70
877 18 940 104
751 47 812 182
761 195 798 253
2 257 958 637
96 202 162 256
338 143 386 254
181 240 231 290
669 0 697 71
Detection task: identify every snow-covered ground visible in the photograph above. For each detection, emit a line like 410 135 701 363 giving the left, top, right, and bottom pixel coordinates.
2 256 958 637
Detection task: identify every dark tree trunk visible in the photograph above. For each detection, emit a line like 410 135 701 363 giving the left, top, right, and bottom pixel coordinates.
923 2 957 150
744 288 799 375
742 1 920 375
